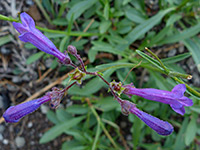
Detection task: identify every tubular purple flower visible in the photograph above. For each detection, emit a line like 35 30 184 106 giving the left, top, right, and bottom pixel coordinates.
120 100 173 136
12 12 71 64
123 84 193 115
3 95 51 123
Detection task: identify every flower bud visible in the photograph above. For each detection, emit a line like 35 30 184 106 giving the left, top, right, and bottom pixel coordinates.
68 45 77 55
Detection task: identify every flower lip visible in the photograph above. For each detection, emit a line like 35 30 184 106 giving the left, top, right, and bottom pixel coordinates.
122 84 193 115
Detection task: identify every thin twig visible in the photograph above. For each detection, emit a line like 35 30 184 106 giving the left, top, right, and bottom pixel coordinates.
76 19 95 42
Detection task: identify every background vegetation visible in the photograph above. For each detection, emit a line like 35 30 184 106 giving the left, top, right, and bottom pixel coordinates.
0 0 200 150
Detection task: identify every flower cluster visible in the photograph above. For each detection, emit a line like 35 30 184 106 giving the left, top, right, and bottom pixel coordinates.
2 12 193 136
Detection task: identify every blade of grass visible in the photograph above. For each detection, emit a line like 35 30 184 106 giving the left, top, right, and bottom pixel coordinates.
86 99 119 149
92 122 101 150
35 0 52 24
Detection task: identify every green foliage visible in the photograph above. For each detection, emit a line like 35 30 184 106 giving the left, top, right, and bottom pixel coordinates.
1 0 200 149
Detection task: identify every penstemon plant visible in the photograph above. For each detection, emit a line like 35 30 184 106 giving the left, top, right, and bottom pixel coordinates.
2 12 194 137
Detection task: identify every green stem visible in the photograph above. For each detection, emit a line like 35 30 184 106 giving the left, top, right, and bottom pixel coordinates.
58 2 68 18
90 104 119 149
92 122 101 150
145 47 169 73
169 71 192 80
36 26 99 36
34 0 52 24
0 14 18 22
176 0 190 11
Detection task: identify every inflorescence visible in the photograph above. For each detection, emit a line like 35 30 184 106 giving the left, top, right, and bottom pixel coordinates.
3 12 193 136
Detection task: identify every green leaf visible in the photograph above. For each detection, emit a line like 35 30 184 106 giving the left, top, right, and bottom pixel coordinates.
119 7 175 50
56 109 72 122
136 50 164 71
190 106 200 114
125 7 146 24
52 18 68 26
185 114 198 146
89 41 126 62
66 105 89 114
95 62 136 72
162 52 191 64
166 14 182 26
66 0 98 21
104 2 110 20
0 35 12 46
64 130 87 143
62 141 86 150
26 52 45 64
39 116 85 143
132 116 142 149
46 110 60 124
174 117 189 150
95 96 119 112
59 36 69 52
99 20 112 34
183 37 200 72
159 22 200 45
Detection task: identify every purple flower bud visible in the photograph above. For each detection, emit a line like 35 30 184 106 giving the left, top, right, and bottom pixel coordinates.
13 12 70 63
120 100 173 136
123 84 193 115
3 96 51 123
68 45 77 55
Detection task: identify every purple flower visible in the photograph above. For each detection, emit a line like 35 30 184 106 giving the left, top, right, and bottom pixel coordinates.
123 84 193 115
13 12 71 64
3 95 51 123
120 100 173 136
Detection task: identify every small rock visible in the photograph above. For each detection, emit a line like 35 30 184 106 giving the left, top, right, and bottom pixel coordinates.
40 105 49 114
192 73 200 86
27 122 33 128
45 58 53 68
0 47 11 55
167 49 176 57
30 141 35 145
15 136 25 148
3 139 9 145
12 76 22 84
7 84 16 91
120 121 127 128
26 0 34 5
178 45 184 53
126 134 132 141
0 125 5 133
187 58 195 71
38 133 43 137
22 74 30 82
0 134 3 141
0 96 3 109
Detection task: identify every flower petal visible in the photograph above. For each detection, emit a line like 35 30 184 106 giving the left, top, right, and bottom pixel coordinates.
171 84 186 98
170 105 185 115
130 106 174 135
3 96 51 123
19 31 65 61
12 22 29 34
20 12 35 28
120 100 173 135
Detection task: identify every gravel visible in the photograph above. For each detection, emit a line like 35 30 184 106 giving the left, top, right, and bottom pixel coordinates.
15 136 26 148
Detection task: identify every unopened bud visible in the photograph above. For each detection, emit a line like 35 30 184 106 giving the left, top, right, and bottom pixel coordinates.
68 45 77 55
